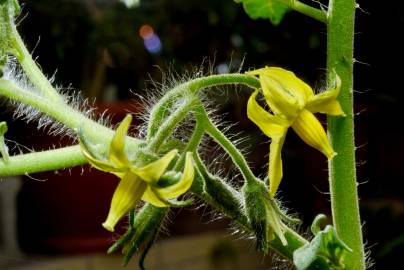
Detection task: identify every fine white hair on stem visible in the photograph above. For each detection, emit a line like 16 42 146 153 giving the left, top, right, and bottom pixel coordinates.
131 60 216 140
2 59 113 140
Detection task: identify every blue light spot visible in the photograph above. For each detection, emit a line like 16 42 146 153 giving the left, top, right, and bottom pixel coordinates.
144 33 162 54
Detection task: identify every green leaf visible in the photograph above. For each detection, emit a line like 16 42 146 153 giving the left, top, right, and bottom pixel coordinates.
235 0 291 25
293 223 352 270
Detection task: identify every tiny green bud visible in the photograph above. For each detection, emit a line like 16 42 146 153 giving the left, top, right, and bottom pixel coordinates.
204 174 246 222
243 180 287 252
157 171 182 187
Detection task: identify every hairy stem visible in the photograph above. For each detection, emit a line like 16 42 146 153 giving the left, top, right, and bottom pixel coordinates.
173 121 205 171
147 97 196 152
194 104 257 185
327 0 366 269
0 79 143 151
146 74 260 140
8 14 61 101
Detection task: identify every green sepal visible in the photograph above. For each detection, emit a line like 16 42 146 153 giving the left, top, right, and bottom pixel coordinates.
138 228 158 270
107 204 168 268
107 228 136 254
77 128 108 160
0 121 9 163
243 179 297 251
293 215 352 270
234 0 291 25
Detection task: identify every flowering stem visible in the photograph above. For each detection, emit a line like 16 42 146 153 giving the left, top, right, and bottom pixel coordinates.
326 0 366 269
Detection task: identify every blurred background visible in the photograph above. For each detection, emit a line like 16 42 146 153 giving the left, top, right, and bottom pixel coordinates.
0 0 403 269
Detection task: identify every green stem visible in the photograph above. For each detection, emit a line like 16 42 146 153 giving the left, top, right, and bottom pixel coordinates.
173 121 205 171
326 0 366 269
194 104 257 185
0 79 143 149
0 145 86 177
146 93 177 141
147 97 196 152
289 0 327 23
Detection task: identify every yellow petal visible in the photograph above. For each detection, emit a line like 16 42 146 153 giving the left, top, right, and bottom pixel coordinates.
109 114 132 167
248 67 313 115
260 75 301 118
131 149 178 183
154 152 195 199
307 75 345 116
142 186 170 207
268 133 287 198
102 172 147 232
291 109 336 159
261 67 314 103
247 90 289 138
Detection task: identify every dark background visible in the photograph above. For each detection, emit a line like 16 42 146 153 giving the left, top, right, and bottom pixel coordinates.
1 0 403 268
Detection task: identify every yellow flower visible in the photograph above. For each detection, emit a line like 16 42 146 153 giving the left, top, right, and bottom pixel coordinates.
247 67 345 197
80 114 195 232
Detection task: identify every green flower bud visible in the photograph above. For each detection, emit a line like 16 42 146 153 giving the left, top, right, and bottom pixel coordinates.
108 204 168 268
243 180 287 253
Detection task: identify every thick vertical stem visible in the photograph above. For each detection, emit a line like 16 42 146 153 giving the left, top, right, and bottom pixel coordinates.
327 0 366 269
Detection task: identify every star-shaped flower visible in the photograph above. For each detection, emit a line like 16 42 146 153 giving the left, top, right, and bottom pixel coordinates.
247 67 345 197
80 114 194 231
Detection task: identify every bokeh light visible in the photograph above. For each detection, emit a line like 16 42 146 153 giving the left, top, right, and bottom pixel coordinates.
139 24 162 54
